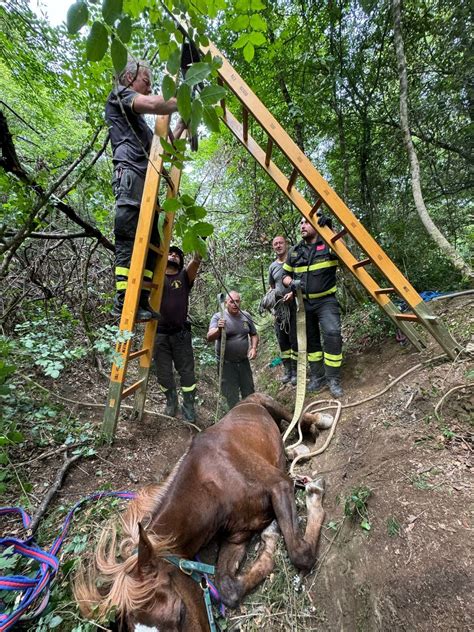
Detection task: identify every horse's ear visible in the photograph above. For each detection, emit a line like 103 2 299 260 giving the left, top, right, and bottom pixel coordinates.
137 521 156 572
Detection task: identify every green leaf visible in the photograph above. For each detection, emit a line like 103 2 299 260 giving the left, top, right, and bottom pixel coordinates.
202 105 220 132
111 38 127 73
235 0 252 10
182 229 196 253
177 83 192 122
162 75 176 101
180 194 195 207
49 615 64 629
7 430 24 444
167 48 181 75
184 62 211 86
116 15 132 42
159 43 171 61
250 0 266 8
243 42 255 62
190 99 203 135
66 1 89 34
86 21 109 62
193 221 214 237
233 33 250 49
361 519 371 531
102 0 122 25
162 198 182 212
230 14 250 30
199 85 226 104
248 31 266 45
249 13 267 31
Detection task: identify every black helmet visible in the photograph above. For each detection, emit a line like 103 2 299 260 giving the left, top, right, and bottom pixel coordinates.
168 245 184 270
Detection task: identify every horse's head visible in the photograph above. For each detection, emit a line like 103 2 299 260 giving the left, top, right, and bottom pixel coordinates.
124 524 209 632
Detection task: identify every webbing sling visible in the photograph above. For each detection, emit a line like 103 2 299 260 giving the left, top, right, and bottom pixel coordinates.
282 283 307 446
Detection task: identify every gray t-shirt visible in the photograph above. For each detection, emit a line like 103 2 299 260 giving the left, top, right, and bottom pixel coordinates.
268 259 291 296
105 85 153 176
210 310 257 362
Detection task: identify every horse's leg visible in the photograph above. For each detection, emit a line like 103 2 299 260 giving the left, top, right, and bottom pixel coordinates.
270 477 325 572
243 393 332 434
216 523 281 608
215 540 248 608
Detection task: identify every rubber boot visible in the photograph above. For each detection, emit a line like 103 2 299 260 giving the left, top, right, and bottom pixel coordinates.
290 360 297 386
138 290 160 321
328 377 343 398
281 359 292 384
181 390 196 422
164 388 178 417
111 290 125 317
308 362 327 393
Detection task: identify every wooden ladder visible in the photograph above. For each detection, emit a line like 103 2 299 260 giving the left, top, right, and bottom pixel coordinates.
101 116 184 441
199 40 459 360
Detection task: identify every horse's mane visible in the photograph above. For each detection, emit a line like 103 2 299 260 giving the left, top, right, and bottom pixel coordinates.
74 455 187 621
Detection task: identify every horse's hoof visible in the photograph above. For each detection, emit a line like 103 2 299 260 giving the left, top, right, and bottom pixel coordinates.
261 519 280 540
315 413 334 430
305 477 325 496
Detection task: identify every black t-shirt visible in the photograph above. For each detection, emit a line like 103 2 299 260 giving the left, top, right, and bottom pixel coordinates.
157 269 193 333
105 85 153 176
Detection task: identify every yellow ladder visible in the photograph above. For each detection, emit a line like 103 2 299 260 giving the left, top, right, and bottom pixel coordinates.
102 116 184 441
199 40 459 360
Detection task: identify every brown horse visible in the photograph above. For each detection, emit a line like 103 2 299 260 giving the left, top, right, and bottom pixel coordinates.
74 393 330 631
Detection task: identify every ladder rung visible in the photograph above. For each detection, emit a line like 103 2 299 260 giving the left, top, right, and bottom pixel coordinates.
148 243 164 255
265 137 273 166
331 228 347 243
129 348 150 360
375 287 395 295
217 77 226 111
353 258 371 269
242 107 249 143
287 167 299 192
142 281 159 290
309 199 323 218
121 379 146 400
395 313 419 322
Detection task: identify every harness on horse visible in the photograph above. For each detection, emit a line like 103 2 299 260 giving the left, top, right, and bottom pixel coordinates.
164 556 221 632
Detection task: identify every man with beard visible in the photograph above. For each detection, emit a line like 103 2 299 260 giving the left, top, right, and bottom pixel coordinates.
153 246 201 421
282 215 344 398
207 291 259 410
268 235 297 385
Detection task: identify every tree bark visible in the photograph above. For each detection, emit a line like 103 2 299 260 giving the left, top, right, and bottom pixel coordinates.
392 0 473 280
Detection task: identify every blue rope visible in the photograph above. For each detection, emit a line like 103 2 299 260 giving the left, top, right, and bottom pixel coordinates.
0 491 136 632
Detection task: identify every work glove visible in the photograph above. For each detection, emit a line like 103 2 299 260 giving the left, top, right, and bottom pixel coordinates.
316 211 333 230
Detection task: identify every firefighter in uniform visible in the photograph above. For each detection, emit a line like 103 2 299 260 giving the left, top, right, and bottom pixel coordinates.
282 215 344 398
153 246 201 421
105 59 182 319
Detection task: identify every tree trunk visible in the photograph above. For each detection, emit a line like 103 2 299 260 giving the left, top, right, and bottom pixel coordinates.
392 0 473 281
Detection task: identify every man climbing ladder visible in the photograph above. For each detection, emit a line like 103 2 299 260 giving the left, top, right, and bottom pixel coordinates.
106 58 182 319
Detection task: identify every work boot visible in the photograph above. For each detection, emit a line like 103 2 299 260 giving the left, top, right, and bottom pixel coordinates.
111 290 155 321
181 390 196 422
281 359 292 384
138 290 160 321
290 360 297 386
308 363 327 393
328 377 343 399
164 388 178 417
111 291 125 317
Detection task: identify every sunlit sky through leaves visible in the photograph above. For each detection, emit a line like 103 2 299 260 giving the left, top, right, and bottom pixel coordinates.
29 0 68 26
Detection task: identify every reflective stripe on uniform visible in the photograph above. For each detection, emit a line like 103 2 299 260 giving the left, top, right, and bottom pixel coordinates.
115 266 130 277
282 263 293 272
143 269 153 279
182 384 196 392
293 260 339 274
324 352 343 367
116 280 128 290
304 286 337 299
308 351 323 362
